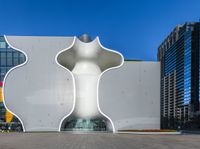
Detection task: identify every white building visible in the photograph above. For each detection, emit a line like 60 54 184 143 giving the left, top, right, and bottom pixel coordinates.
2 35 160 132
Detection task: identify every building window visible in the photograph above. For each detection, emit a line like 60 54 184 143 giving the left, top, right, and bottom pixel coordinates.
13 57 19 65
7 52 13 66
0 42 6 49
19 53 25 63
0 52 6 66
0 67 6 81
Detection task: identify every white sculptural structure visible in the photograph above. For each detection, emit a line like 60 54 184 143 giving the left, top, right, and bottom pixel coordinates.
3 35 123 132
3 36 75 132
2 35 161 132
57 35 123 132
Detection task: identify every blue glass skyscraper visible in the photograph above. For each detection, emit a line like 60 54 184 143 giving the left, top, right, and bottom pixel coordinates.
158 22 200 129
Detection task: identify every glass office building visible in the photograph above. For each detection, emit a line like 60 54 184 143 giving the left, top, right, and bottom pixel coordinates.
0 36 25 131
158 22 200 130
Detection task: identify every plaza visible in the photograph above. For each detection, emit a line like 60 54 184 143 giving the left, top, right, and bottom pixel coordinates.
0 133 200 149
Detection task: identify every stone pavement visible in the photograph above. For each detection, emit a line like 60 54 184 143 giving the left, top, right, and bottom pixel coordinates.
0 133 200 149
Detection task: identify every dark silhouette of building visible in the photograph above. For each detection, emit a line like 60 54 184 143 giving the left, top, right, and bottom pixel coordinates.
158 22 200 130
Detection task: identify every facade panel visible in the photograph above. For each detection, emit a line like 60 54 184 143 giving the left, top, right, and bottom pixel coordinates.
0 36 25 131
100 61 160 130
0 35 161 131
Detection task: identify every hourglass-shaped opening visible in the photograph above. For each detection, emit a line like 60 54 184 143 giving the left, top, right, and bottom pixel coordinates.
57 35 123 132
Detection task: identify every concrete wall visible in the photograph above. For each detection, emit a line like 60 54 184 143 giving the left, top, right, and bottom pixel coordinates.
3 36 160 132
4 36 75 131
99 61 160 131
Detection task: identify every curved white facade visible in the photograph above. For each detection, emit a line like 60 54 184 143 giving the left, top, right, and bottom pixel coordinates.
3 36 75 131
2 36 160 132
57 37 123 132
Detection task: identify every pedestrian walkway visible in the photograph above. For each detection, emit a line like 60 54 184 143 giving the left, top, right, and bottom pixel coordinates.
0 133 200 149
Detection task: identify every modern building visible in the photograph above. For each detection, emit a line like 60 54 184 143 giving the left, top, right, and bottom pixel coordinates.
0 36 25 82
0 36 25 131
158 22 200 130
0 35 160 132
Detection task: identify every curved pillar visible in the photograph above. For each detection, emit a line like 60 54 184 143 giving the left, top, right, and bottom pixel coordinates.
57 37 124 132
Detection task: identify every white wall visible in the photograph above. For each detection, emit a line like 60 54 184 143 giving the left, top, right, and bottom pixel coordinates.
99 61 160 131
4 36 75 131
4 36 160 131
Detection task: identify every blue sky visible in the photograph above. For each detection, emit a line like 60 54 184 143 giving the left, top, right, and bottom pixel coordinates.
0 0 199 60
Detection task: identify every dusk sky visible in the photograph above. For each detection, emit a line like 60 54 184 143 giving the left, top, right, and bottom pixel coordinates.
0 0 199 60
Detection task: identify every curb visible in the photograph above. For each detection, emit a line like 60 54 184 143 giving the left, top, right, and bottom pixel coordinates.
117 131 181 135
